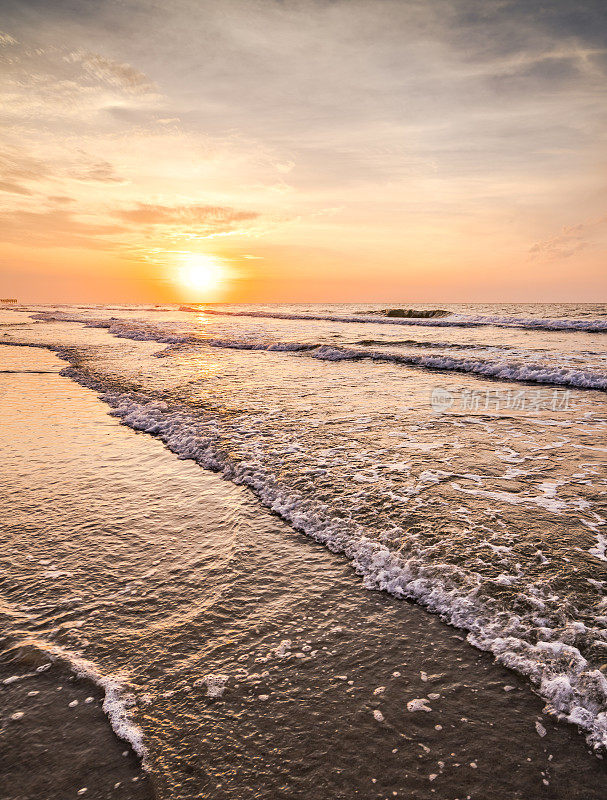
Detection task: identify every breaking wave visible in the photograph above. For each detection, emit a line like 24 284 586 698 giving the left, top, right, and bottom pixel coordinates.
306 344 607 390
27 313 607 391
193 308 607 333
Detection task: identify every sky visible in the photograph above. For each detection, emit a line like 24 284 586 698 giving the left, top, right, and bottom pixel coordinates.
0 0 606 303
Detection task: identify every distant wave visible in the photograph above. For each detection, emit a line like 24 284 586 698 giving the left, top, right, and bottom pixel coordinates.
25 312 607 390
354 338 492 350
194 308 607 333
305 344 607 390
168 337 607 391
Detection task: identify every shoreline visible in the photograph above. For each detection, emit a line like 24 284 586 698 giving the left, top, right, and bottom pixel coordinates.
0 650 151 800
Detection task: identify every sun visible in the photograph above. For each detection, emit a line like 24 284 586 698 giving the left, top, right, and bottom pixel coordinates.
177 253 224 294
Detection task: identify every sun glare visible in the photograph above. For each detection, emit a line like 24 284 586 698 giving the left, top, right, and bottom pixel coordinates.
177 254 224 295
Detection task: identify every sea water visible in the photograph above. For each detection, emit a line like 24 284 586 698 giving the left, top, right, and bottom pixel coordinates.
1 303 606 799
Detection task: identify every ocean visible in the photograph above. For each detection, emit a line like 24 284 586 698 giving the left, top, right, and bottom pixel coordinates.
1 302 606 799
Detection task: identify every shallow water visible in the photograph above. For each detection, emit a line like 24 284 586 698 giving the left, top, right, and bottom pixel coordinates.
1 303 606 798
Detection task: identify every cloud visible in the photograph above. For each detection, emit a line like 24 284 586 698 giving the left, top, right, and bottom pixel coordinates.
0 148 51 196
0 208 126 248
0 31 18 47
529 215 607 260
0 149 49 181
73 159 124 183
0 144 125 192
0 198 261 254
0 180 31 194
115 202 259 235
65 51 156 94
0 37 159 133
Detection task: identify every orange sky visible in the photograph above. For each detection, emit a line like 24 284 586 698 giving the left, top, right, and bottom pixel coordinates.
0 1 606 303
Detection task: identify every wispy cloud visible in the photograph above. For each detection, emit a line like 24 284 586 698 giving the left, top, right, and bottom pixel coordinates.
0 35 159 129
115 202 260 239
529 215 607 260
0 148 51 195
0 31 18 47
65 50 156 94
0 207 126 248
116 203 258 226
73 159 125 183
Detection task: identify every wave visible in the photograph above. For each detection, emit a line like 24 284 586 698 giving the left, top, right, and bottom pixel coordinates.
207 338 316 353
26 313 607 391
149 335 607 391
203 338 607 390
354 338 498 350
194 308 607 333
163 337 607 390
49 373 607 754
307 344 607 390
2 638 147 762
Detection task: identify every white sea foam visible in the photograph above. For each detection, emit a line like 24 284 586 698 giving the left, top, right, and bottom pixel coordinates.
14 642 148 762
3 672 36 685
589 534 607 562
195 674 229 698
307 344 607 390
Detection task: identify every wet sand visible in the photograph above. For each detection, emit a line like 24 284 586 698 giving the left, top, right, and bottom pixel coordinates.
0 658 151 800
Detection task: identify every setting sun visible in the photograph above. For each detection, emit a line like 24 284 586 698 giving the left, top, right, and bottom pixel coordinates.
177 254 225 296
